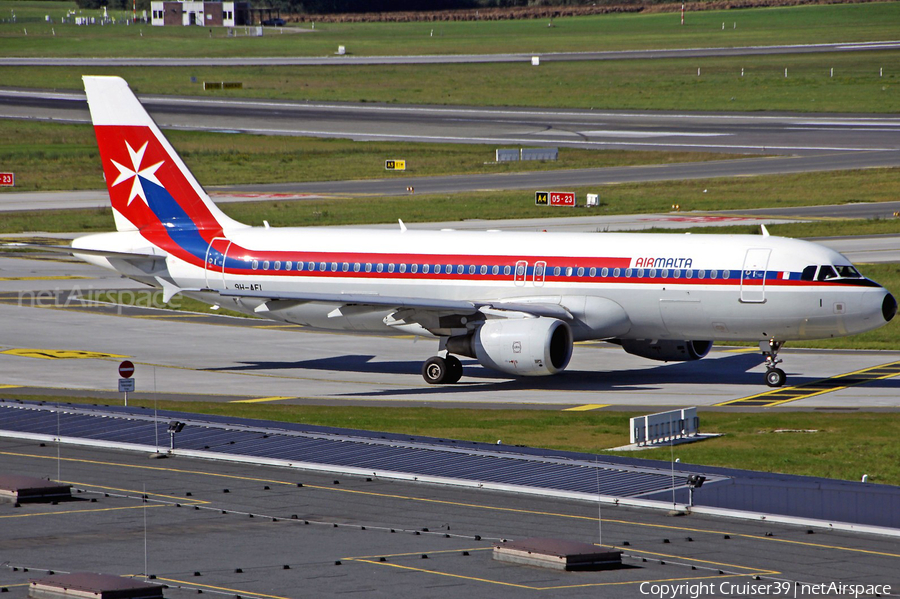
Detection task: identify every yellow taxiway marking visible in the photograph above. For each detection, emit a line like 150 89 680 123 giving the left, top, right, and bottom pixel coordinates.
0 504 164 520
229 396 296 404
717 360 900 408
0 384 22 389
157 577 290 599
563 404 610 411
6 451 900 560
0 348 128 360
346 558 759 591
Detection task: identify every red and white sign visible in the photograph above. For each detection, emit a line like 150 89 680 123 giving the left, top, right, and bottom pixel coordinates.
0 173 14 187
118 360 135 378
549 191 576 207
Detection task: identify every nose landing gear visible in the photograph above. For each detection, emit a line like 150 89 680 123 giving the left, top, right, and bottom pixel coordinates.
761 339 786 387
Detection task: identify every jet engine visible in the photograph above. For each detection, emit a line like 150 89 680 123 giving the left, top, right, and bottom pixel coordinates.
617 339 712 362
447 317 573 376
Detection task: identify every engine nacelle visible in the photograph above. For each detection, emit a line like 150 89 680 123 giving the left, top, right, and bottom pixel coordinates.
447 317 573 376
618 339 712 362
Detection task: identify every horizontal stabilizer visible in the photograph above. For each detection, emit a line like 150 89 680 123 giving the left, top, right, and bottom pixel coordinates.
2 242 162 260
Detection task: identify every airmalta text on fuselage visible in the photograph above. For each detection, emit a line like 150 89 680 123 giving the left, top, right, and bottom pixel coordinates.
631 257 694 269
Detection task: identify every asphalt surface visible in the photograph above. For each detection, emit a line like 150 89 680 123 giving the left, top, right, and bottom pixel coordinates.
4 39 900 66
2 439 899 599
1 253 899 410
3 88 900 155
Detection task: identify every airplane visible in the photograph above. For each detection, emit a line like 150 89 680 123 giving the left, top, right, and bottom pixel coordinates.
64 75 896 388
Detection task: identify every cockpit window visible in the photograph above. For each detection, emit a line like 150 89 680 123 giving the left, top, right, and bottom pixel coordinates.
816 265 838 281
836 265 862 278
801 265 817 281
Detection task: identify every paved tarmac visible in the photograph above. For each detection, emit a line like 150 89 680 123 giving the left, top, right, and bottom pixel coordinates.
2 439 897 599
1 253 898 410
4 87 900 155
4 39 900 66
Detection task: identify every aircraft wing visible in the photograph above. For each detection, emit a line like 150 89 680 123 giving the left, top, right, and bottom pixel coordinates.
218 289 573 320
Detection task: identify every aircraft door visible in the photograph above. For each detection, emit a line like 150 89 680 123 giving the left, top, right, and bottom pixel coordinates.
533 261 547 287
204 237 232 290
740 248 771 303
514 260 528 287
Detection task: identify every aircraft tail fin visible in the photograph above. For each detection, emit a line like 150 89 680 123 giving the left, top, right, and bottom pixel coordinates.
83 76 246 239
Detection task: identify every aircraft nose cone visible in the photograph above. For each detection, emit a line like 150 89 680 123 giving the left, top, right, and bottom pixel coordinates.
883 293 897 322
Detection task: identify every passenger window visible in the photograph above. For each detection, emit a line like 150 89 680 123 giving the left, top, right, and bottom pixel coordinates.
376 263 384 273
411 264 418 274
492 265 499 275
457 265 464 275
274 261 281 270
553 266 561 276
480 265 488 275
353 263 361 272
504 265 512 276
342 262 349 272
649 269 656 278
637 269 644 278
251 260 259 270
468 265 475 275
285 261 292 271
423 264 430 274
263 261 270 270
577 267 584 277
601 267 608 277
613 268 621 277
296 262 303 272
388 263 395 273
624 268 632 278
589 267 596 277
399 264 406 273
365 263 372 273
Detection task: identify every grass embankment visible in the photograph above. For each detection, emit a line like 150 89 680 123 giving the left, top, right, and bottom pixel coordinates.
3 2 899 57
0 120 726 193
11 395 900 485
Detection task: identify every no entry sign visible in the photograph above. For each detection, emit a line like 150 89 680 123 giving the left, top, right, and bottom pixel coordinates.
118 360 135 378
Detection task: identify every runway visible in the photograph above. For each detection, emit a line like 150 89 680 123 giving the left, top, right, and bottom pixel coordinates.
3 439 898 599
4 39 900 66
3 87 899 155
1 252 898 410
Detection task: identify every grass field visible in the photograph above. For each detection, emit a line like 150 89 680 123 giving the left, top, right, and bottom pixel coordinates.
1 3 897 111
4 166 897 233
9 395 900 485
1 49 896 112
0 120 725 192
3 2 899 57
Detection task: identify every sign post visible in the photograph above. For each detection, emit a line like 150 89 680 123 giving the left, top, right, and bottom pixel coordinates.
118 360 135 406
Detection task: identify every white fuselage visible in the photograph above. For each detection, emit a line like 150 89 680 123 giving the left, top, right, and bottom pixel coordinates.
75 226 892 344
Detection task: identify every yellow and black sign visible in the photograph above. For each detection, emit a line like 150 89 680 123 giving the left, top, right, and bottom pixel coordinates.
535 191 549 205
385 159 406 171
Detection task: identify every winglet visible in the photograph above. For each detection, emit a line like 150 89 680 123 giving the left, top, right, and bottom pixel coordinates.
398 219 407 233
760 224 770 237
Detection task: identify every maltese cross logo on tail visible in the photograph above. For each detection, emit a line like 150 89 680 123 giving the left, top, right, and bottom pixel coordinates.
110 140 164 206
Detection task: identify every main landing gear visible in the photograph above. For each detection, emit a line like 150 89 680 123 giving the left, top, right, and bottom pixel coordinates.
422 353 463 384
761 339 786 387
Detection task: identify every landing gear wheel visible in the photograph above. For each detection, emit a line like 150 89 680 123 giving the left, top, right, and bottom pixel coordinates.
765 367 786 388
422 356 450 384
445 355 463 384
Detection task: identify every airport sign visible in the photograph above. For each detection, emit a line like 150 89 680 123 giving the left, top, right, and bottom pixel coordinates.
536 191 576 207
385 159 406 171
118 360 135 378
118 378 135 393
0 173 14 187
